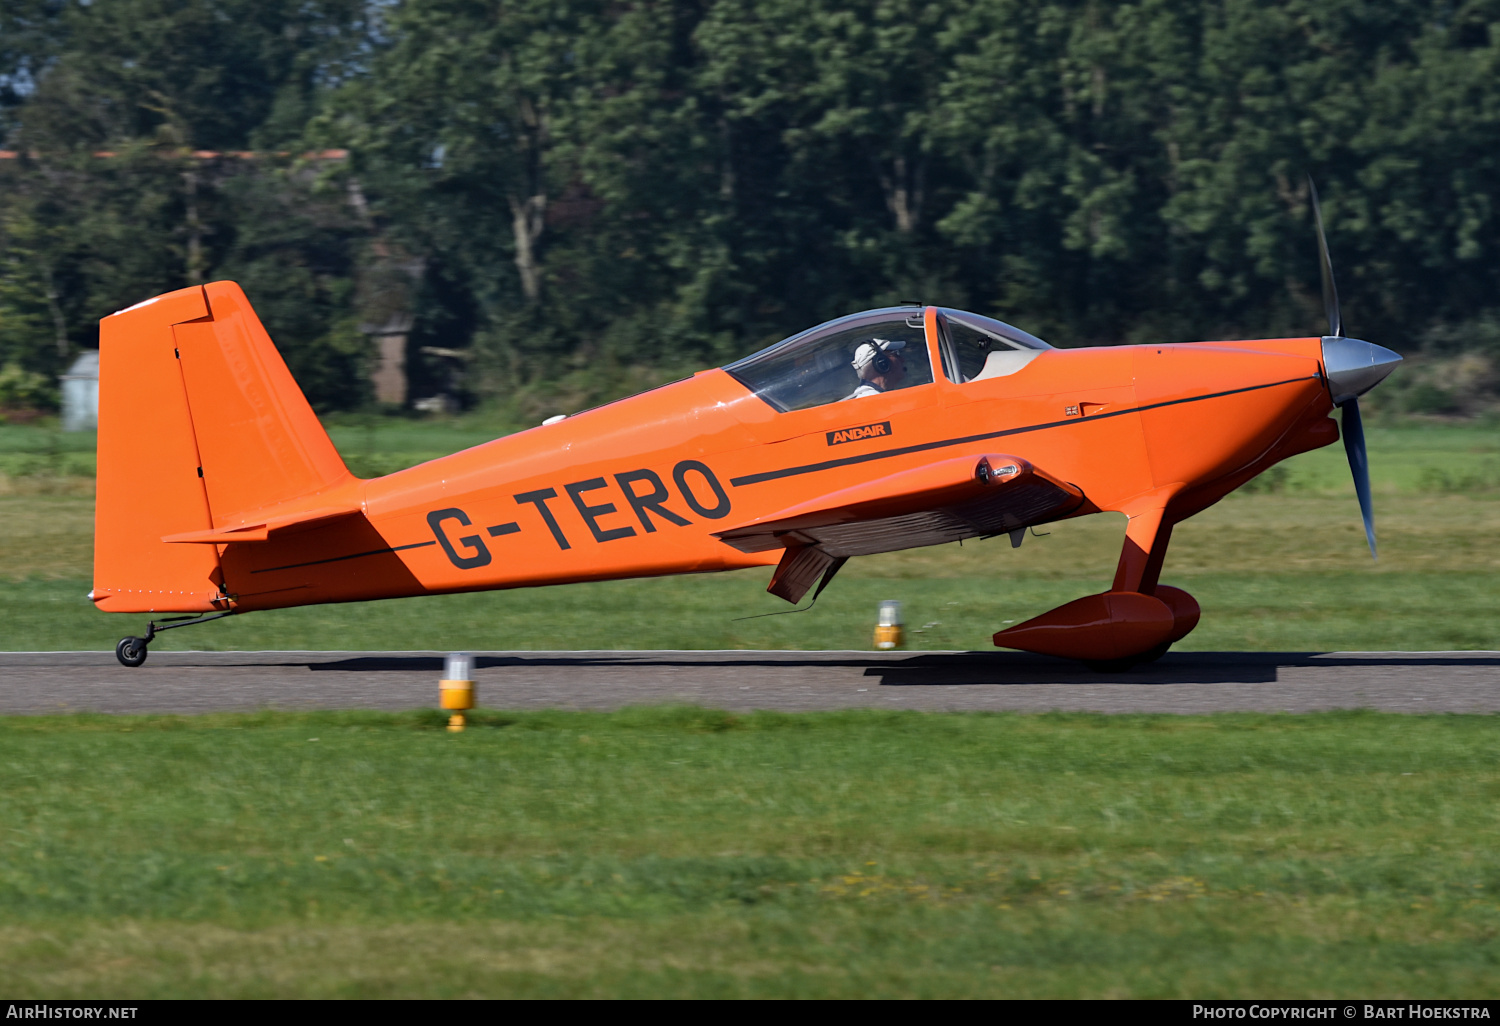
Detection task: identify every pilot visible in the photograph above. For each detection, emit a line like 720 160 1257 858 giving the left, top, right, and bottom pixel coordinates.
843 338 907 400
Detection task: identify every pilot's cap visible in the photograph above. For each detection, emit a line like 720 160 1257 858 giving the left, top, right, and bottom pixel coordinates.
852 337 907 376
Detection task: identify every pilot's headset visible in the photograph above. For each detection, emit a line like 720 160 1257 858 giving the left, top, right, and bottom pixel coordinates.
854 338 903 380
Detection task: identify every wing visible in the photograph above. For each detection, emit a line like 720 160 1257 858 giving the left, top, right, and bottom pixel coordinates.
714 454 1087 603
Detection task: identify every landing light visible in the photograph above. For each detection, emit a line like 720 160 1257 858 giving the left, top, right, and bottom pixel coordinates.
976 458 1021 484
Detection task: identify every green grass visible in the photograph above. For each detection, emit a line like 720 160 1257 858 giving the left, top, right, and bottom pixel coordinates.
1 708 1497 997
0 423 98 483
4 417 1497 998
4 571 1499 652
1250 423 1500 495
2 420 1497 651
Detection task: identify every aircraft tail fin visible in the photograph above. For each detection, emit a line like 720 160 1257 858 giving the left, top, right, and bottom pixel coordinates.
93 282 355 613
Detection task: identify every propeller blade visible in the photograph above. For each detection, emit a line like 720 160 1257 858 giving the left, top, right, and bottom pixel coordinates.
1309 177 1342 338
1339 398 1376 559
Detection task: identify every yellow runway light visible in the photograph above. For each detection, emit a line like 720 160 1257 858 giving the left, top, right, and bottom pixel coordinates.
874 600 904 650
440 652 474 731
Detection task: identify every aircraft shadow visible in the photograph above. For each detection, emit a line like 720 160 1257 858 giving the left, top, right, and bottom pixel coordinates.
867 651 1500 687
864 652 1267 686
298 650 1500 687
865 652 1500 686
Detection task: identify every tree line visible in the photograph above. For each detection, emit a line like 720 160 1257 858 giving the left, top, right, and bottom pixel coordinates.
2 0 1497 417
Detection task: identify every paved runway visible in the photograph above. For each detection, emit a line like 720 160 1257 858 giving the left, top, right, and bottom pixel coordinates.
2 649 1499 715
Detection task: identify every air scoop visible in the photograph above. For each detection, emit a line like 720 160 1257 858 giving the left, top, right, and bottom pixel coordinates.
1322 336 1402 404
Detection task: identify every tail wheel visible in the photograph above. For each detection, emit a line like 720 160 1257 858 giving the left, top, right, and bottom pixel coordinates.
116 636 148 667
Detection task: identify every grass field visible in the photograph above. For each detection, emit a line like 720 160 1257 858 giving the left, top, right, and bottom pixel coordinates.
1 420 1495 651
2 707 1497 998
3 420 1498 999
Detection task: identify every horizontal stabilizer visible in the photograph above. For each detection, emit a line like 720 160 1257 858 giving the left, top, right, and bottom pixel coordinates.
716 454 1084 559
161 504 363 545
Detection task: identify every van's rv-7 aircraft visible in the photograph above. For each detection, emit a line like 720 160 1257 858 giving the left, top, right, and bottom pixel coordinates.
94 196 1399 668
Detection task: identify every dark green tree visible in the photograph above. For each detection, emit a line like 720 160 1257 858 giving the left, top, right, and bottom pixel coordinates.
0 0 374 406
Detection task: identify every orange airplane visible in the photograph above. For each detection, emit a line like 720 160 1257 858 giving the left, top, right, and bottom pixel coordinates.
95 195 1399 668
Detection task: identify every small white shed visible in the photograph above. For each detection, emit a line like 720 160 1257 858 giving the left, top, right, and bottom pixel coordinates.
60 351 99 432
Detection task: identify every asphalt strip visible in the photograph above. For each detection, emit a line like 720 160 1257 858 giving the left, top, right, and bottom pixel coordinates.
2 650 1498 715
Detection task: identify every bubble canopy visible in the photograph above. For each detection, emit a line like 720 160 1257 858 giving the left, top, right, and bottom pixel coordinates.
723 306 1051 412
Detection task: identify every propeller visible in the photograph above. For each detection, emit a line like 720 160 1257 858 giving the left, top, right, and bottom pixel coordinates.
1309 177 1399 560
1339 388 1376 558
1311 178 1342 339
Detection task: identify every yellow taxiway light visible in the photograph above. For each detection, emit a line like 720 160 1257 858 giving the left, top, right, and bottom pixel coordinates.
874 600 904 650
440 651 475 731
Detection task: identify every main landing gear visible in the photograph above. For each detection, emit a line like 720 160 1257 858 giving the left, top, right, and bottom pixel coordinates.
993 501 1202 670
115 611 235 667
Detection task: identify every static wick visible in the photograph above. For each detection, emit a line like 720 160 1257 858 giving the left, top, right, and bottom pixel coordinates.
441 651 475 731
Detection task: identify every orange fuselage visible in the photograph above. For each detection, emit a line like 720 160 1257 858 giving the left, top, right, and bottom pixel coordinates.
225 337 1332 612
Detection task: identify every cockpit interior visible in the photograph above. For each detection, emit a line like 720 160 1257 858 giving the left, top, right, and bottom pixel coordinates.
724 307 1051 412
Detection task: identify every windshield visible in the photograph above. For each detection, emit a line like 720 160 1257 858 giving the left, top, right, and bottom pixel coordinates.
724 308 935 412
939 309 1051 383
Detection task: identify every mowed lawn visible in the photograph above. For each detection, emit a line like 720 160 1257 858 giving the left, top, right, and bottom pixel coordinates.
1 422 1496 652
2 423 1499 999
1 708 1498 998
